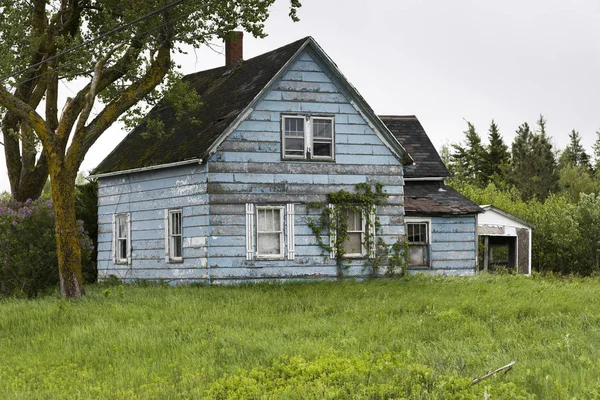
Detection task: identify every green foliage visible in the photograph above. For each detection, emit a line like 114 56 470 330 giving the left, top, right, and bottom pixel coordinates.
0 199 93 297
307 183 407 277
483 120 510 186
2 277 600 398
75 180 99 284
206 353 533 399
449 121 487 186
560 129 591 170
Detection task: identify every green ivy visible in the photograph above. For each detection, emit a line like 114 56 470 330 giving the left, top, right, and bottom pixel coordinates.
307 183 408 278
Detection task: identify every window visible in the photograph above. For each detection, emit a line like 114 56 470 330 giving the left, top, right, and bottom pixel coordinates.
256 206 285 258
245 204 295 261
342 209 365 256
168 209 183 261
407 221 430 267
282 115 334 160
114 213 130 264
329 206 375 259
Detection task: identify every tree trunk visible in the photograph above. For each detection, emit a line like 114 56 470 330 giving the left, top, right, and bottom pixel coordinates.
50 163 85 298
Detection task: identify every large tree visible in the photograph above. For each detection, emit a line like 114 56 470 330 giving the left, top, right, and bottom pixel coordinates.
559 129 591 170
450 121 486 186
482 120 509 185
0 0 301 298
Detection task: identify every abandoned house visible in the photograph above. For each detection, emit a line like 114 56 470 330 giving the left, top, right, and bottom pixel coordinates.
91 34 489 283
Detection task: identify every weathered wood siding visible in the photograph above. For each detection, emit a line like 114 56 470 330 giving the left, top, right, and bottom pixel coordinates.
205 48 405 281
97 164 209 282
429 215 477 275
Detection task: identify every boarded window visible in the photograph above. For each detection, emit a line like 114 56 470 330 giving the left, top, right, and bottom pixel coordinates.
407 222 429 267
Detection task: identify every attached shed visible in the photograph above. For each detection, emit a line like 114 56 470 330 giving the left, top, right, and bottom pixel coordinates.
478 205 534 275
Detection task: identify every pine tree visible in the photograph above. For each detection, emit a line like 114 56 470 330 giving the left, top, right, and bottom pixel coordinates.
594 128 600 171
450 121 486 186
530 115 559 200
483 120 510 185
560 129 591 169
510 122 535 199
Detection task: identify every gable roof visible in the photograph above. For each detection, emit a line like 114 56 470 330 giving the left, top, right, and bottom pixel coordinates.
379 115 449 179
404 181 483 215
480 205 536 229
93 37 411 176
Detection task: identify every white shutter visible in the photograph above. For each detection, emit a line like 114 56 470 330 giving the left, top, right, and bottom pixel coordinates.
245 204 255 260
126 213 132 265
368 207 376 259
286 204 295 260
164 209 170 263
328 204 336 259
112 214 116 264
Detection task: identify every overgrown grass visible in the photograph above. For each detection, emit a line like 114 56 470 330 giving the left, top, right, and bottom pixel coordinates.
2 275 600 398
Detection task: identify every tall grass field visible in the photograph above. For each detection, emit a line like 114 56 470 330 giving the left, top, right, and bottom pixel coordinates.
1 275 600 399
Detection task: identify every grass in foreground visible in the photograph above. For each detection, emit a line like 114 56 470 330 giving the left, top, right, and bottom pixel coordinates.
1 274 600 398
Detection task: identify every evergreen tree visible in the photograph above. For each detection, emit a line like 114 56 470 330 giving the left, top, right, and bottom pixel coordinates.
530 115 559 200
560 129 591 170
510 122 535 200
592 128 600 172
450 121 486 186
483 120 510 185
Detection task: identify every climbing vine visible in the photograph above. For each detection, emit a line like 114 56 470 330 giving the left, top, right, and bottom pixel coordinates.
307 183 409 278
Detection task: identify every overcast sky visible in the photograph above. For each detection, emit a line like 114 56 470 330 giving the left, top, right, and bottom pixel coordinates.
2 0 600 193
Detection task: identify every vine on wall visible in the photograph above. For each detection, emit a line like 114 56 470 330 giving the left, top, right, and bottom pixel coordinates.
307 183 408 278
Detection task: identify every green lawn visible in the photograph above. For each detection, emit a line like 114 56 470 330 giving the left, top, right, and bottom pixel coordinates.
1 275 600 399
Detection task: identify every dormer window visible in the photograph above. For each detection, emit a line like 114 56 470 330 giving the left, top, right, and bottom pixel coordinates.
282 115 334 161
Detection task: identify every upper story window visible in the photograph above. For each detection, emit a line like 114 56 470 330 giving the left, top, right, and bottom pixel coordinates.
282 115 334 161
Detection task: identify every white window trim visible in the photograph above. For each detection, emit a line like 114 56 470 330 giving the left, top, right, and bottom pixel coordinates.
113 213 131 265
405 217 432 268
281 115 335 161
255 205 285 260
328 205 375 259
165 209 183 263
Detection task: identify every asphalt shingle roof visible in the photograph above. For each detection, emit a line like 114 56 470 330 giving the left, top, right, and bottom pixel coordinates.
93 37 309 175
379 115 449 179
404 181 483 215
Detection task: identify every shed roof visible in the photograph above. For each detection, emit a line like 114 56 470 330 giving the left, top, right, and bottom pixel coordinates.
380 115 449 179
480 205 536 229
404 181 483 215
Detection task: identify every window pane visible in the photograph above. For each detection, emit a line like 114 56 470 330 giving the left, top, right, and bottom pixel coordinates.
257 233 280 255
119 239 127 260
346 209 362 231
313 119 332 138
343 232 362 254
407 223 427 244
284 138 304 156
313 141 332 157
118 217 127 239
285 117 304 136
172 236 182 258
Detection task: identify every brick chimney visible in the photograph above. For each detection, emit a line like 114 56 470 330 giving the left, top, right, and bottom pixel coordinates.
225 31 243 68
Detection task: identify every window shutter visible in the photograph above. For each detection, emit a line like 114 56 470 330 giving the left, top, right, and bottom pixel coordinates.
164 209 170 263
368 207 376 259
112 214 116 264
286 204 295 260
126 213 132 265
328 204 336 259
246 204 255 260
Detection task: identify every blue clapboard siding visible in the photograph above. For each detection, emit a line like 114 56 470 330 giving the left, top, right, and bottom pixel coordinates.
205 48 405 281
429 216 477 274
97 164 209 282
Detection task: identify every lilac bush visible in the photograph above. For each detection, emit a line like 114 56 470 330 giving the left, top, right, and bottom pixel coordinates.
0 198 93 297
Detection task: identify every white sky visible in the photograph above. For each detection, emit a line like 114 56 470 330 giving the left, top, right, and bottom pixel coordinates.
2 0 600 193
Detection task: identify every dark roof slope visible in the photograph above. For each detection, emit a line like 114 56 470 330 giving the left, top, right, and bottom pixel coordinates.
379 115 449 179
404 181 483 215
93 37 309 175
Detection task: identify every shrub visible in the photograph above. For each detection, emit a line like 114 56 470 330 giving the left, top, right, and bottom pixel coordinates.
205 354 534 399
0 198 94 297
